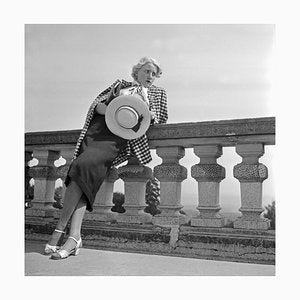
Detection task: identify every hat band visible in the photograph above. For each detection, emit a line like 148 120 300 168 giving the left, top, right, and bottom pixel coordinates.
115 106 139 129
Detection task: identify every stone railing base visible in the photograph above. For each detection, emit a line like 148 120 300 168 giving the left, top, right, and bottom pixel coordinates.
84 211 118 222
152 214 188 226
234 217 271 230
25 216 275 265
191 217 225 228
116 212 152 224
26 206 56 218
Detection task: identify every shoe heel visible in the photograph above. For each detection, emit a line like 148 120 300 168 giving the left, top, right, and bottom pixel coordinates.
74 248 80 256
44 244 59 255
45 229 65 255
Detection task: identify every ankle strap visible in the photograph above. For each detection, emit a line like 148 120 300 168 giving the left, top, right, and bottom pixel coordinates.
68 236 80 244
54 229 65 234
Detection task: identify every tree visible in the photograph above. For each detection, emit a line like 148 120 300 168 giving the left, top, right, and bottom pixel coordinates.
263 201 275 229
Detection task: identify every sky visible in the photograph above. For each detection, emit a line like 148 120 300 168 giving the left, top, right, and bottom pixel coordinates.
25 24 275 211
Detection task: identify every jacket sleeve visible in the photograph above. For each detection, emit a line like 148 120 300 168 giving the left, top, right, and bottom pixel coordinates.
98 79 133 106
96 80 121 104
156 88 168 124
92 79 122 114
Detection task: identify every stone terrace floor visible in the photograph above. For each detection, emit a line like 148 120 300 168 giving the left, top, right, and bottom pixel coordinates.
25 240 275 276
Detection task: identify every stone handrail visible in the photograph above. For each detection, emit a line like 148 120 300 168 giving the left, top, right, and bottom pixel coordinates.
25 117 275 230
25 117 275 147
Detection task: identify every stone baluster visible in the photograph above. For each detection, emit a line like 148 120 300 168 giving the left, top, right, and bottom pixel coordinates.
85 167 119 221
152 147 188 226
57 147 75 202
191 145 226 227
25 151 33 205
233 144 270 230
50 147 75 218
27 149 60 217
117 158 153 224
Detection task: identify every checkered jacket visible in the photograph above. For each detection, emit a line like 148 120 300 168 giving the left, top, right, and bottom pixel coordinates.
72 79 168 166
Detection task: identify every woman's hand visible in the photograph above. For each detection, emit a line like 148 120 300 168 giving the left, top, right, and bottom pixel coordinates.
150 111 156 120
150 111 158 125
95 103 107 115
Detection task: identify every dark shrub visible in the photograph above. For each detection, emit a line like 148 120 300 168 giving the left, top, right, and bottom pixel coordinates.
144 177 161 216
263 201 275 229
111 192 126 213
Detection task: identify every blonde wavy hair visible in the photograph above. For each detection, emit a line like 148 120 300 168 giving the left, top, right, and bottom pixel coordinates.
131 57 162 82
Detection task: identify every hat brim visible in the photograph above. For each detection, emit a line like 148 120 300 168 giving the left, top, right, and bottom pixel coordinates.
105 95 151 140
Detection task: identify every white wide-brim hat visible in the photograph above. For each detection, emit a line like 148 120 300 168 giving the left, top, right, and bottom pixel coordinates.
105 94 151 140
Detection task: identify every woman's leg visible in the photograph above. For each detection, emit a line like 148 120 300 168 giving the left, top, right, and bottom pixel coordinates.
47 180 82 246
58 196 87 252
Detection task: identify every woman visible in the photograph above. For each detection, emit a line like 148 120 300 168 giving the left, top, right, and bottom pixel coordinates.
45 57 168 260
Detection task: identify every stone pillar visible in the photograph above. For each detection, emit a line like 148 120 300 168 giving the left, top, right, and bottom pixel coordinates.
117 158 153 224
27 149 60 217
233 144 270 230
57 147 75 202
152 147 188 226
190 145 225 227
51 147 75 218
85 167 119 221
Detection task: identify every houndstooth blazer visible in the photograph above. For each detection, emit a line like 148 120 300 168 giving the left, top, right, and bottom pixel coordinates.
72 79 168 166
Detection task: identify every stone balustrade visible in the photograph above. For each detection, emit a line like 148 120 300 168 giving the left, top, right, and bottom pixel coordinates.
25 117 275 230
25 117 275 264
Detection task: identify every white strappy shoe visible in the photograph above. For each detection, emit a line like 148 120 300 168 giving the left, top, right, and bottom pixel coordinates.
50 236 82 260
44 229 65 255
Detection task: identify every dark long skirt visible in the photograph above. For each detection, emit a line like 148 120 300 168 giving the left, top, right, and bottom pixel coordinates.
65 114 127 212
